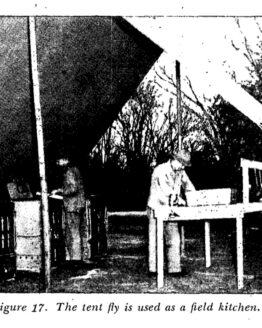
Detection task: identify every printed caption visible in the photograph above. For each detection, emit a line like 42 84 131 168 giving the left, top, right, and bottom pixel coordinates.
0 300 260 315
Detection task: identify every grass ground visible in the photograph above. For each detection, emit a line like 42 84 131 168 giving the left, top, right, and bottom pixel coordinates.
1 216 262 293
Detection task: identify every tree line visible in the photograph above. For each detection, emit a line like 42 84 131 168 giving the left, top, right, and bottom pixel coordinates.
87 19 262 210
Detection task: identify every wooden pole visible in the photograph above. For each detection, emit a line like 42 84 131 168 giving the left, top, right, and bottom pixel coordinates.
242 165 249 204
236 214 244 289
168 97 173 149
176 60 185 255
176 60 182 151
28 16 51 292
157 215 164 289
204 221 211 268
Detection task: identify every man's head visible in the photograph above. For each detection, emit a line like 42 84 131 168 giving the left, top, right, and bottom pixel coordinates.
171 149 191 170
56 158 70 167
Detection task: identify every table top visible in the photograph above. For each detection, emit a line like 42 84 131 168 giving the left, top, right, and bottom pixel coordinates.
243 202 262 213
106 202 262 221
168 202 262 221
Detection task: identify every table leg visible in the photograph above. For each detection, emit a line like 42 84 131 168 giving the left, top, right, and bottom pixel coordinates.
181 225 185 257
205 221 211 268
157 216 164 289
236 215 244 289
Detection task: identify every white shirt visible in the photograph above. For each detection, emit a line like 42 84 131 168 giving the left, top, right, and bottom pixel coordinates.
147 160 195 215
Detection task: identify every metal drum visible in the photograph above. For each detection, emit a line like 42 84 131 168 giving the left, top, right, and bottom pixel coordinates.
14 200 42 273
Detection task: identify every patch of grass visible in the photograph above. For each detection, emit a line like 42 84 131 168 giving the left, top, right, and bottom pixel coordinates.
1 221 262 293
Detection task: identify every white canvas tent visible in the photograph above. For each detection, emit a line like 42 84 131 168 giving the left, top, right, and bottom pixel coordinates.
126 17 262 129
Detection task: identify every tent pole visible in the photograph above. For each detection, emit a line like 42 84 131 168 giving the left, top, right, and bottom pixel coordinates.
176 60 185 255
176 60 182 151
28 16 51 292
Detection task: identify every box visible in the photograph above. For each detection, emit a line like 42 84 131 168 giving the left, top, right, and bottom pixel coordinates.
186 188 237 207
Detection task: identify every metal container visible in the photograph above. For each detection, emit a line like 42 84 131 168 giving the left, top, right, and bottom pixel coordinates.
14 201 41 235
16 236 41 255
14 200 42 273
15 254 41 273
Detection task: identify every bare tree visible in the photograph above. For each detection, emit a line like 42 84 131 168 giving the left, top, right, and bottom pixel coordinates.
113 81 165 166
153 62 221 156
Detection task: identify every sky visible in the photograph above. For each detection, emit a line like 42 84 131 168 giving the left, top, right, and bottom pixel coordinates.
125 16 262 127
99 16 262 156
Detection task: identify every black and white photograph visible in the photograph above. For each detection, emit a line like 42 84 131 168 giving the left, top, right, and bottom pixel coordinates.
1 1 262 326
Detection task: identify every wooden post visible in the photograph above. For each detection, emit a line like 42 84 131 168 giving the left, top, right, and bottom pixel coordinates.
168 97 173 148
180 225 185 256
29 16 51 292
242 165 249 204
176 60 182 151
236 214 244 289
157 215 164 289
204 221 211 268
176 60 185 255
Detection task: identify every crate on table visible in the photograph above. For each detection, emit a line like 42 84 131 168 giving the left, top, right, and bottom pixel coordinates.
186 188 237 207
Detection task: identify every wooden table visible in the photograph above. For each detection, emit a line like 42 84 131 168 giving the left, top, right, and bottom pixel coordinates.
156 202 262 290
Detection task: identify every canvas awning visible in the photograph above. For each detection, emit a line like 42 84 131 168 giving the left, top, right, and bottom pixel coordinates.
0 16 162 183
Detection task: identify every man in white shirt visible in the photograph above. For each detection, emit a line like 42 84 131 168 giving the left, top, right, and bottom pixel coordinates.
147 149 195 276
